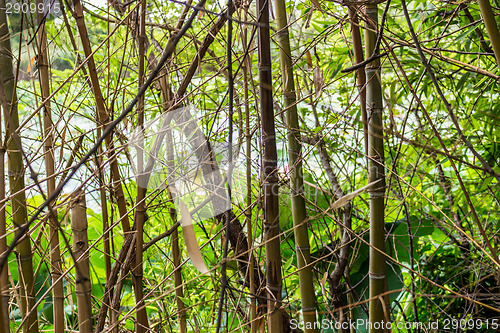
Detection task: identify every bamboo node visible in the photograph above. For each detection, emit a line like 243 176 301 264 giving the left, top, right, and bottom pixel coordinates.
8 170 24 178
302 306 317 312
335 0 386 6
368 272 386 280
18 253 33 261
75 277 91 284
368 191 385 198
275 28 290 38
263 222 280 230
365 66 381 73
267 284 282 292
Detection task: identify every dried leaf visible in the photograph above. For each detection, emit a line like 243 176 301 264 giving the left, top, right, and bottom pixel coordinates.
179 200 209 274
329 179 381 211
320 272 328 300
310 0 322 11
313 66 322 98
306 50 313 69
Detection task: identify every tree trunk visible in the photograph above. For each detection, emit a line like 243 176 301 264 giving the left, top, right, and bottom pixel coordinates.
365 5 389 332
256 0 282 329
0 2 39 332
273 0 317 331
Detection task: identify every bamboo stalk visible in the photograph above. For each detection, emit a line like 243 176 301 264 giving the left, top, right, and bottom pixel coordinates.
71 191 92 333
348 6 368 164
316 141 352 331
120 8 268 328
161 75 187 332
96 152 111 282
305 104 352 332
242 30 256 333
273 0 317 331
132 0 149 330
166 129 187 333
0 2 39 332
71 1 149 327
365 5 389 332
170 224 186 332
0 58 8 333
0 158 7 333
35 3 64 331
477 0 500 66
150 13 267 321
72 0 131 234
96 234 134 331
109 237 135 333
256 0 282 328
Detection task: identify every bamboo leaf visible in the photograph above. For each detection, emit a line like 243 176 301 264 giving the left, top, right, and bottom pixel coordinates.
283 256 294 272
456 23 480 41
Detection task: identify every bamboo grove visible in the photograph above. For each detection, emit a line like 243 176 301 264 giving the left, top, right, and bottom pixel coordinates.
0 0 499 330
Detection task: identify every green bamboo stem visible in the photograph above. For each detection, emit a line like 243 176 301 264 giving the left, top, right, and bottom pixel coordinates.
477 0 500 67
273 0 317 331
256 0 282 328
365 5 389 332
35 3 65 331
71 192 92 333
0 2 38 332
